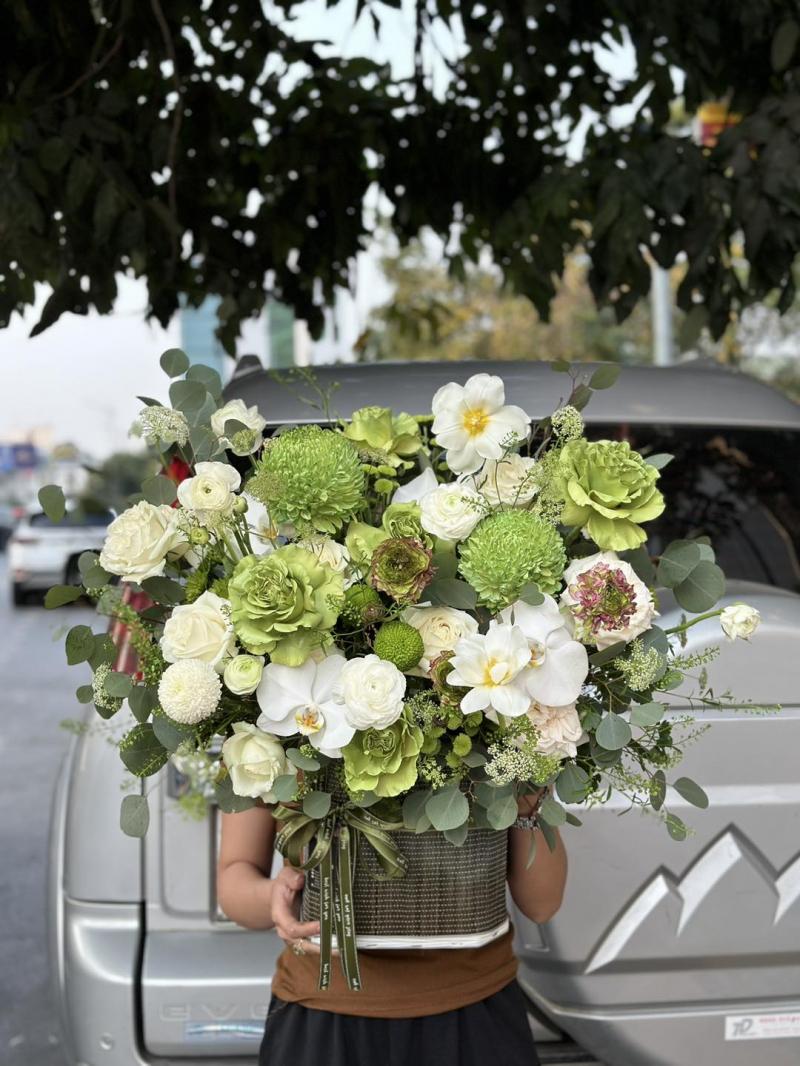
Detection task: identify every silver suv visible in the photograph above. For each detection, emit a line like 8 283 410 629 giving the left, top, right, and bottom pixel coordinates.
48 360 800 1066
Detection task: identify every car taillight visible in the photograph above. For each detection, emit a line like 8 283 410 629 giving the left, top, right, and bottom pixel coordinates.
10 534 39 545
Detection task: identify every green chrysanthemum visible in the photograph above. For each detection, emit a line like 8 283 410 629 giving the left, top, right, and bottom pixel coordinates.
374 620 424 671
459 509 566 609
248 425 365 534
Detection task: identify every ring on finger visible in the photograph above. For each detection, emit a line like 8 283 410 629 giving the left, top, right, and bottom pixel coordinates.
291 938 307 956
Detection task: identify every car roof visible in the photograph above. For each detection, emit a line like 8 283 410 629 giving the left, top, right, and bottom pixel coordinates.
224 358 800 430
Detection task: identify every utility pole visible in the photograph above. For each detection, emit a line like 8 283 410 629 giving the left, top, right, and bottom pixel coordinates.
651 263 674 366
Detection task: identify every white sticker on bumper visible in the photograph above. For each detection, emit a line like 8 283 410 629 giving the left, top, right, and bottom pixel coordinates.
725 1013 800 1041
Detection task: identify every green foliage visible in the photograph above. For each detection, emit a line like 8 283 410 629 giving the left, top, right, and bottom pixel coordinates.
119 724 169 777
120 795 150 838
38 484 65 522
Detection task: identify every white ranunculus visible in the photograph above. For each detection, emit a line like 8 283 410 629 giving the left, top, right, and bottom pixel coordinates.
221 721 295 802
392 467 439 505
297 534 357 588
177 462 241 519
431 373 530 474
99 500 187 583
419 482 484 542
223 653 265 695
475 454 538 506
256 654 354 757
560 551 657 649
526 701 584 759
211 398 267 455
720 603 761 641
500 596 589 707
160 591 236 670
401 604 479 674
158 659 221 724
335 654 406 730
447 621 531 719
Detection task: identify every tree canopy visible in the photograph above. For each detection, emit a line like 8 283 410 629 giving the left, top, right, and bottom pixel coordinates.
3 1 800 352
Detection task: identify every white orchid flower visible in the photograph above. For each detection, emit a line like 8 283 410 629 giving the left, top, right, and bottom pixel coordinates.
447 621 531 718
500 595 589 707
431 373 530 474
392 466 439 505
255 654 354 758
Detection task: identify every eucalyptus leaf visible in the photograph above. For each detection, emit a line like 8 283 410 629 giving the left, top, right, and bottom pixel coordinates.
539 795 567 826
657 541 702 588
589 641 627 667
673 561 725 613
141 576 186 605
88 634 117 669
120 794 150 837
160 347 190 377
461 750 487 768
141 475 177 505
128 684 158 724
303 790 332 819
589 363 621 390
651 769 667 811
430 549 458 580
169 379 208 416
152 713 194 752
550 359 571 373
486 792 518 830
571 383 592 410
214 774 259 813
620 546 657 586
630 702 666 728
673 776 709 809
186 363 223 398
271 774 299 802
286 748 321 772
65 625 95 665
666 812 688 841
76 684 94 704
104 670 133 698
444 823 469 847
119 723 169 777
38 484 65 522
595 713 632 750
45 585 83 608
425 578 477 610
402 788 432 829
189 424 223 461
518 582 544 606
426 785 470 831
565 812 583 827
555 763 590 804
645 453 673 470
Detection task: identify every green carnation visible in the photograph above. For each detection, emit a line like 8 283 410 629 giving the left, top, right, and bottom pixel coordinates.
381 502 426 542
342 715 424 797
340 584 386 627
343 406 422 468
248 425 365 534
369 536 435 604
374 620 424 671
228 545 343 665
554 438 665 550
459 509 566 609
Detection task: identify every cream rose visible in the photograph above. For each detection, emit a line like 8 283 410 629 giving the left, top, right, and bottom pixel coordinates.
475 454 537 505
221 721 294 801
99 500 187 584
560 551 657 649
335 654 406 730
160 591 236 670
401 604 479 673
527 701 584 759
720 603 761 641
297 534 357 588
177 462 241 518
223 653 265 694
211 399 267 455
419 483 484 542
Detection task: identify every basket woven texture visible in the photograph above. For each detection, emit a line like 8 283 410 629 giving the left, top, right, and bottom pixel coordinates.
301 825 508 937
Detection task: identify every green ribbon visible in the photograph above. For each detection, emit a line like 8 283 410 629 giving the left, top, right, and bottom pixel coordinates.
274 803 407 991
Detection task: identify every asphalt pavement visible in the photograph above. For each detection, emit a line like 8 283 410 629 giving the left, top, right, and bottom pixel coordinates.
0 560 89 1065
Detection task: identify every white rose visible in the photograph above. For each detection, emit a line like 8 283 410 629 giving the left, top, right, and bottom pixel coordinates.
177 461 241 519
297 534 357 588
720 603 761 641
99 500 187 583
221 721 294 802
419 483 484 542
211 399 267 455
223 654 265 694
560 551 657 649
475 454 537 505
160 591 236 670
335 654 406 730
526 701 584 759
401 604 479 673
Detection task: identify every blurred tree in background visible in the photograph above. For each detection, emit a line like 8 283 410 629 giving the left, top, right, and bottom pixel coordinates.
2 1 800 354
81 451 155 514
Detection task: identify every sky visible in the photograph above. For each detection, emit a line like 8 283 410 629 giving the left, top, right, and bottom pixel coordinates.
0 1 636 458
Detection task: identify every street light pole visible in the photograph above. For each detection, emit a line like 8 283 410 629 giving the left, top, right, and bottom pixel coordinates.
651 262 674 366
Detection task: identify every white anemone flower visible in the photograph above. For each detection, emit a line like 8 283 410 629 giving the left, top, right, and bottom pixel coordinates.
500 595 589 707
255 654 354 757
447 621 531 718
431 373 530 474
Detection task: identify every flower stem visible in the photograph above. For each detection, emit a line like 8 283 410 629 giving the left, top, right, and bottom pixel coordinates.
664 609 722 636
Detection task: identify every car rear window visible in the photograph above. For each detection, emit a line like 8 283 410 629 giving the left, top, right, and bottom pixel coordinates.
588 426 800 593
29 510 113 528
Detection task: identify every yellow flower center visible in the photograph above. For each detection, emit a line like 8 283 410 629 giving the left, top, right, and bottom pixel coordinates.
295 705 324 735
483 656 512 687
462 407 490 437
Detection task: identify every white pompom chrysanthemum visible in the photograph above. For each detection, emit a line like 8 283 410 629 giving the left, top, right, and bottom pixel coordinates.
158 659 221 724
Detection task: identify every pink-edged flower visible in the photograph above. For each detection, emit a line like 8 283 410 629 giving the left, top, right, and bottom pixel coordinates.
560 551 656 649
447 621 531 718
500 595 589 707
431 373 530 474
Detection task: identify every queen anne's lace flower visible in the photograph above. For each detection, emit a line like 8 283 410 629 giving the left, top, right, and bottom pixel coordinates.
135 405 190 447
158 659 221 724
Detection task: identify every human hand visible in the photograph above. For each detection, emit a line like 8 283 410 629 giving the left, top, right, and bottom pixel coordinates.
270 865 322 956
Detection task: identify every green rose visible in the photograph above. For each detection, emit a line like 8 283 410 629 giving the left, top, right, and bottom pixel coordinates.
342 715 424 797
228 546 343 665
554 439 665 550
344 521 389 570
343 406 423 468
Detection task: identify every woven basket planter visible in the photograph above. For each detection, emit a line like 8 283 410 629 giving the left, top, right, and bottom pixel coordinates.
301 824 509 949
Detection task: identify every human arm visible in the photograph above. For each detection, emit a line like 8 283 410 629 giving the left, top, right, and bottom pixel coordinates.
506 790 568 924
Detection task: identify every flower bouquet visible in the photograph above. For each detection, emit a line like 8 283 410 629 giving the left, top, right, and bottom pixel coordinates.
46 351 765 991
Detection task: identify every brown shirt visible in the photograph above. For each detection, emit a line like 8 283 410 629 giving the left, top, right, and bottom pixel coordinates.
271 926 518 1018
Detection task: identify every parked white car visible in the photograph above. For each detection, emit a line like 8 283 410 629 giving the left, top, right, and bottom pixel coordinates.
8 508 113 605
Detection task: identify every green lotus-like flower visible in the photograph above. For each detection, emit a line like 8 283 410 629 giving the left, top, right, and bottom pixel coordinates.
342 714 424 797
228 546 343 664
374 620 424 671
369 536 435 605
459 509 566 609
248 425 365 534
345 521 390 571
554 438 665 550
343 406 423 468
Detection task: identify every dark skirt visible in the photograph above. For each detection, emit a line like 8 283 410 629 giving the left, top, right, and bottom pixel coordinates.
258 979 541 1066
